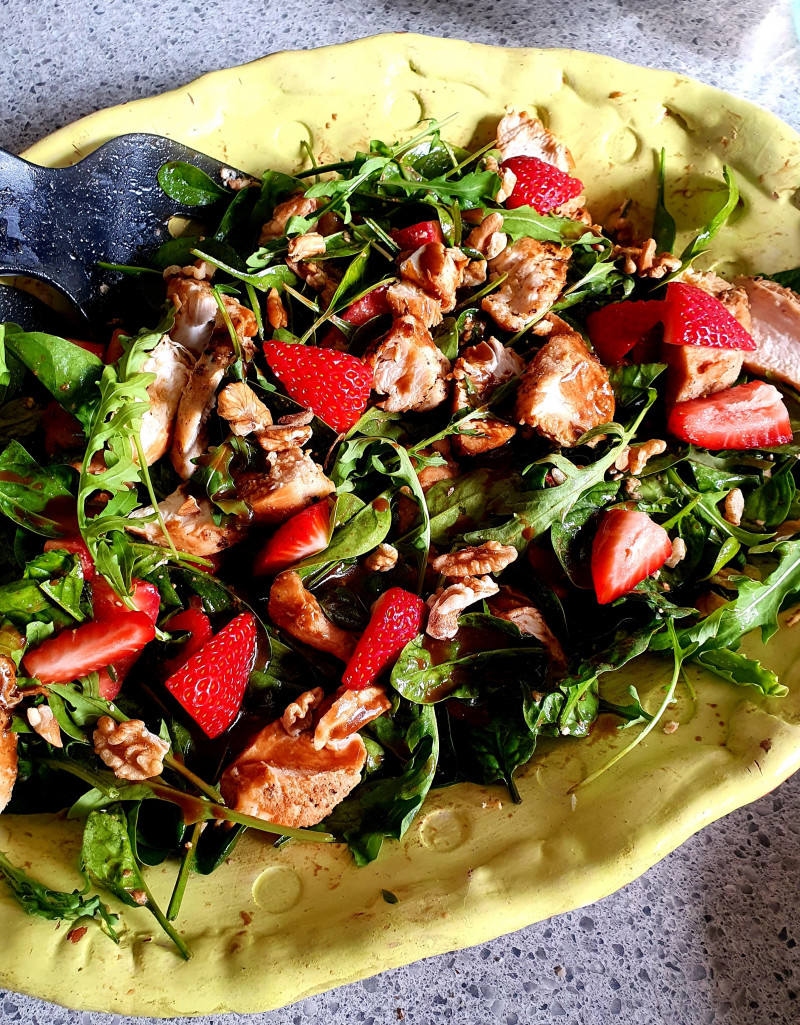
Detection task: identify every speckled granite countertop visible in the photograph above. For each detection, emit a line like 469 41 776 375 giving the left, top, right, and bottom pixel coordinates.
1 2 800 1023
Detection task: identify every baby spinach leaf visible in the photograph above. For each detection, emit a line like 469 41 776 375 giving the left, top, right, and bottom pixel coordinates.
297 496 391 574
0 578 71 629
157 160 228 206
459 703 536 803
3 325 103 430
767 267 800 292
0 396 42 444
551 479 620 583
0 849 118 939
344 704 438 866
742 459 796 531
607 363 666 406
0 441 76 537
81 806 192 959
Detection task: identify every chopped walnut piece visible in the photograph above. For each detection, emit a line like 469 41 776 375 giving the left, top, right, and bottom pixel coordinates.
268 571 358 661
255 424 314 453
287 232 326 262
278 408 314 427
313 685 392 750
665 537 687 569
93 716 169 781
363 543 399 573
483 238 571 332
485 156 517 203
614 239 681 279
426 575 500 640
614 439 667 475
431 541 518 578
398 242 469 313
662 720 680 735
723 488 745 527
266 288 288 330
27 704 63 748
696 591 728 617
488 587 567 672
0 655 20 713
281 688 324 737
217 382 273 437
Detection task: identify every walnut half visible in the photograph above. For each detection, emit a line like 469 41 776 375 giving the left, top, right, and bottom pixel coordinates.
93 716 169 781
431 541 518 578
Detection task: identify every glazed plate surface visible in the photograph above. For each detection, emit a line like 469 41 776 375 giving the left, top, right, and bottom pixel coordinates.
2 33 800 1016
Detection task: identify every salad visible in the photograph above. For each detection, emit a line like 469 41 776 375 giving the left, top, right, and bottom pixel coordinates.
1 108 799 958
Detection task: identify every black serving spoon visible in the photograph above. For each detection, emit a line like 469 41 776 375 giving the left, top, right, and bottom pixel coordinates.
0 133 247 334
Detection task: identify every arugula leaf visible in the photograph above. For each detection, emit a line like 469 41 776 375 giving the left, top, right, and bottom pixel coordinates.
343 704 438 865
598 684 654 729
693 648 786 697
192 247 297 293
0 441 76 537
501 206 598 247
742 459 796 531
191 437 252 521
377 170 501 209
3 325 103 429
551 479 620 584
0 849 118 939
157 161 228 206
652 149 677 253
81 806 192 959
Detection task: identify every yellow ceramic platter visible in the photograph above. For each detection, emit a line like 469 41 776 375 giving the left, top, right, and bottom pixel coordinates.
2 33 800 1017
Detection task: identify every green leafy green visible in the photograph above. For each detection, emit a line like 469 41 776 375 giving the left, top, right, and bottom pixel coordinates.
652 148 677 253
0 441 76 537
501 206 598 247
157 160 229 206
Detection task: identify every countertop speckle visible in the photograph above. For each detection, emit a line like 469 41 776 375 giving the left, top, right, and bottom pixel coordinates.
1 1 800 1023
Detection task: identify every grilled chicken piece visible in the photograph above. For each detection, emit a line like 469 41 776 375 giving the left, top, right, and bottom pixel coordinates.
0 656 19 814
398 243 469 313
268 571 358 662
165 273 219 356
415 439 460 492
483 238 571 332
495 110 575 171
236 449 334 525
170 338 238 479
138 335 194 465
463 212 508 287
450 336 524 456
738 277 800 390
514 326 615 447
488 587 567 674
220 719 366 828
386 281 443 329
127 486 246 556
259 195 321 244
366 315 450 413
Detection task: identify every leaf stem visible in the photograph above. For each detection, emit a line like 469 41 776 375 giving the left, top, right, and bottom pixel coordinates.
167 822 202 921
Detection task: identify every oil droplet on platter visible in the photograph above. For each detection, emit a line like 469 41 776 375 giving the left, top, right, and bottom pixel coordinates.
419 808 470 852
252 865 303 913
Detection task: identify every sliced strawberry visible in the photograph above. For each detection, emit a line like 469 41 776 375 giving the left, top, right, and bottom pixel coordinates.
390 220 443 250
319 286 390 349
591 509 672 605
667 381 792 450
254 500 331 576
23 613 156 685
342 587 426 690
68 337 106 360
264 342 373 433
663 283 756 351
165 612 257 738
92 577 161 624
502 155 583 214
163 608 214 677
42 402 84 455
43 537 95 580
586 300 667 365
106 327 127 364
91 578 160 699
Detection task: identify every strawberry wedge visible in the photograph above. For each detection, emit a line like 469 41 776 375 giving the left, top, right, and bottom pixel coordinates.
165 612 257 738
343 587 426 690
264 342 373 434
91 578 162 700
591 509 672 605
254 500 331 576
23 613 156 685
501 155 583 213
163 608 214 677
586 299 667 365
390 220 443 250
320 286 390 349
43 536 95 580
667 381 792 450
663 282 756 350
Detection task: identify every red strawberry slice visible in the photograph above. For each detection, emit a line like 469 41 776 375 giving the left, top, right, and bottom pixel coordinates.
91 578 161 699
164 612 257 738
591 509 672 605
586 300 667 365
319 286 390 349
163 608 214 677
390 220 443 250
43 536 95 580
502 155 584 214
663 282 756 350
254 500 331 576
342 587 426 690
667 381 792 450
264 342 373 433
23 613 156 685
42 402 84 455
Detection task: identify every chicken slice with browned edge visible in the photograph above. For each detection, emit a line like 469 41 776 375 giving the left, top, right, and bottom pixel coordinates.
482 238 571 332
127 485 246 556
268 570 358 661
738 277 800 391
